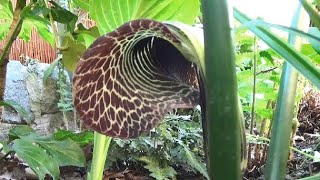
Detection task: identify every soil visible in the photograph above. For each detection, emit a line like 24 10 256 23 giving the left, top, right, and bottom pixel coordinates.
1 90 320 180
244 90 320 180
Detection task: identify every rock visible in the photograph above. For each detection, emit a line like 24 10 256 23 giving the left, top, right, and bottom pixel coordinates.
1 60 70 124
2 61 31 124
25 60 60 118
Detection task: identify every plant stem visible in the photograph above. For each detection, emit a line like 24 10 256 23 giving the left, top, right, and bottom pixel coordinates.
202 0 242 179
43 0 61 49
248 36 257 167
265 3 307 180
87 132 112 180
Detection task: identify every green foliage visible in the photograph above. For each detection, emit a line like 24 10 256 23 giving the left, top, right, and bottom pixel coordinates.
85 0 200 34
53 129 94 147
63 0 200 71
0 100 32 122
234 8 320 89
138 156 177 180
0 125 86 180
107 110 208 178
49 1 77 32
56 59 73 112
12 139 60 180
0 0 13 39
43 55 61 83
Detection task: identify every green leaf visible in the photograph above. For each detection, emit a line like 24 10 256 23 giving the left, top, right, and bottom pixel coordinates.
0 140 11 153
181 143 208 179
0 0 13 20
18 20 32 41
8 125 36 140
137 156 176 180
89 0 200 34
301 44 320 64
240 20 320 43
49 1 78 32
134 0 200 24
61 36 86 71
53 130 94 146
0 100 31 121
18 4 54 46
75 24 100 48
8 125 52 142
308 27 320 53
37 139 86 167
234 8 320 89
31 17 55 47
12 139 60 180
43 55 61 84
73 0 89 12
0 23 10 40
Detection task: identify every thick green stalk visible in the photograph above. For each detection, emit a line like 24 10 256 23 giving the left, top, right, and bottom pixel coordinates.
265 4 308 180
202 0 242 179
87 132 112 180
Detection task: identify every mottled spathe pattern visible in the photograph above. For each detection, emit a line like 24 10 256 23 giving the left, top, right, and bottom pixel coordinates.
73 19 199 139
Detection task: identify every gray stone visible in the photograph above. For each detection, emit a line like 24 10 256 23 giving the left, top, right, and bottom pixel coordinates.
1 60 70 124
2 61 31 123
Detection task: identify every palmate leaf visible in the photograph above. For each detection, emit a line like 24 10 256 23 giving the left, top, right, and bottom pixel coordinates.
89 0 200 35
234 8 320 89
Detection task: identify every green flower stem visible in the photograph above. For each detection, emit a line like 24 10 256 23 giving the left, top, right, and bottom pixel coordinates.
265 4 308 180
202 0 242 179
87 132 112 180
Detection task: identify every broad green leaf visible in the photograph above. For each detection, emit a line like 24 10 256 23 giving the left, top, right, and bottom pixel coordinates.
308 27 320 53
136 0 200 25
0 0 13 20
0 100 31 121
234 8 320 89
37 139 86 167
8 125 36 140
89 0 139 34
61 36 86 71
301 44 320 64
75 24 100 48
8 125 52 142
0 23 10 40
43 55 61 84
89 0 200 34
12 139 60 180
74 0 90 12
18 4 54 46
18 20 32 41
53 130 94 146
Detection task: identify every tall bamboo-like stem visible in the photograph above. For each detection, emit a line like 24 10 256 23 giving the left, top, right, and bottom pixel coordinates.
202 0 242 179
265 3 308 179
